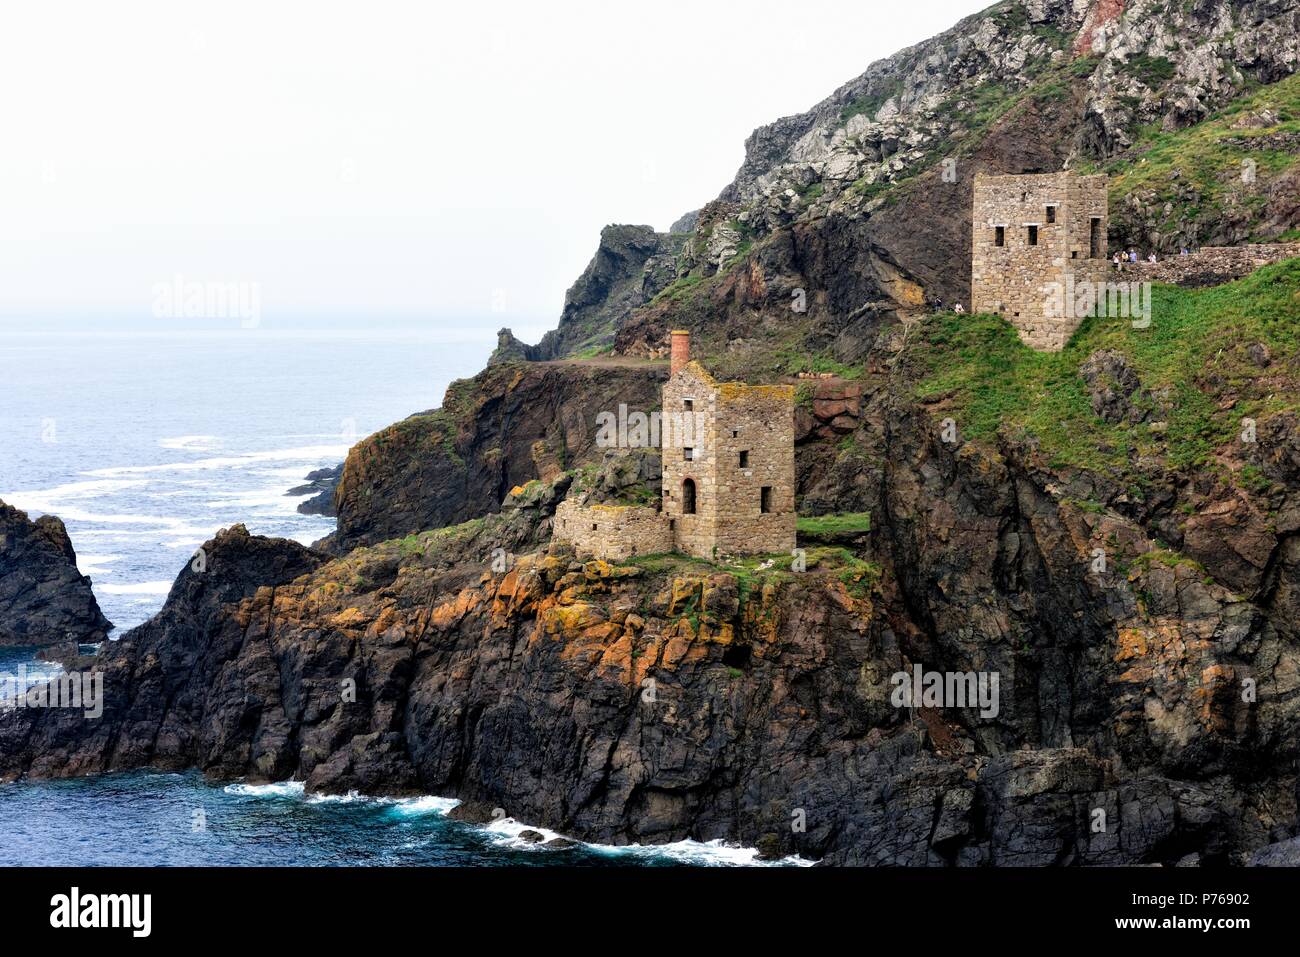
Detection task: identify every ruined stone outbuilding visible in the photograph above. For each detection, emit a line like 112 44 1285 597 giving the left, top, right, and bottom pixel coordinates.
553 331 796 560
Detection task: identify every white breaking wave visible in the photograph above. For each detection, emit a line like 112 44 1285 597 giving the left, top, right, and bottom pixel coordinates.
87 445 351 477
0 491 206 532
76 554 121 576
223 782 455 817
481 815 567 848
96 581 174 596
482 815 815 866
585 837 817 867
224 781 306 799
265 464 328 481
159 435 221 452
0 479 149 514
221 782 813 865
204 488 309 509
389 795 461 816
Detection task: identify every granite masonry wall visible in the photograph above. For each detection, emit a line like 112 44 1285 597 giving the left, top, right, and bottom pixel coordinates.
1123 242 1300 287
707 380 796 556
552 499 673 560
551 353 796 562
660 364 720 559
661 362 796 560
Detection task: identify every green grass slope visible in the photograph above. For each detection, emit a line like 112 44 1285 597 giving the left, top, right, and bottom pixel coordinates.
908 259 1300 485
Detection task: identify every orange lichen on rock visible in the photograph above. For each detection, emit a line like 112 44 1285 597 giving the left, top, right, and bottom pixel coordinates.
329 607 369 629
429 589 484 630
1114 627 1149 662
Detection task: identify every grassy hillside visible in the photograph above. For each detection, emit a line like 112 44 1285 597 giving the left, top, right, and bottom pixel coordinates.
1088 73 1300 246
908 259 1300 487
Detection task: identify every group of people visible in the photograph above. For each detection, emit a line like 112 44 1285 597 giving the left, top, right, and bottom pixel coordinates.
928 242 1197 311
1114 247 1193 270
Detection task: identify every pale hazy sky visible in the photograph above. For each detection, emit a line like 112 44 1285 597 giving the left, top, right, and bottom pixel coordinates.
0 0 990 338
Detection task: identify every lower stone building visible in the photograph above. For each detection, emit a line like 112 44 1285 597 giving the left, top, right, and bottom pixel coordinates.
552 331 796 561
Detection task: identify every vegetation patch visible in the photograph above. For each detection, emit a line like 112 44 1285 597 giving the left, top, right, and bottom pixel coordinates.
908 259 1300 484
796 181 825 201
1131 547 1209 578
1123 54 1177 87
797 512 872 535
651 274 708 306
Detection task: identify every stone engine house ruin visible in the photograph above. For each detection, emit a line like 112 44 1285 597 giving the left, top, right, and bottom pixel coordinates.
553 330 796 561
971 171 1111 351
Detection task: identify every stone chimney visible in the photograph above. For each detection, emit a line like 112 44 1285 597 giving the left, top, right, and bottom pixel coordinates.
670 329 690 376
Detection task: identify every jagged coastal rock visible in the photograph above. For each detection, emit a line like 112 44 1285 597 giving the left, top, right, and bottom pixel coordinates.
0 525 326 779
489 224 686 363
286 464 343 516
0 500 111 647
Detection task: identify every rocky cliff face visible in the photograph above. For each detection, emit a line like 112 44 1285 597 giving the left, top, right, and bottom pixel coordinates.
613 0 1300 359
0 501 111 647
6 368 1297 863
722 0 1299 206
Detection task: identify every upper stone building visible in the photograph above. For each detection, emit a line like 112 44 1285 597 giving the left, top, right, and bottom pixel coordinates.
971 171 1111 351
553 330 796 561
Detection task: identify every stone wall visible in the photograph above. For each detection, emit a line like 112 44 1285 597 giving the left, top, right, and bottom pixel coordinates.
661 362 795 559
1123 242 1300 287
971 172 1110 351
552 500 672 560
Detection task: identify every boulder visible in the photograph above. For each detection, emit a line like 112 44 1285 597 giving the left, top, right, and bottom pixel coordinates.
1079 350 1150 424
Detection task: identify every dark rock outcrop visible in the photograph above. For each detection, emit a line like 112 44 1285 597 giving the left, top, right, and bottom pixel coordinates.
286 464 342 517
324 361 665 553
1079 349 1152 425
0 501 110 647
488 225 685 364
567 448 661 507
0 524 326 779
489 328 538 364
1250 837 1300 866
